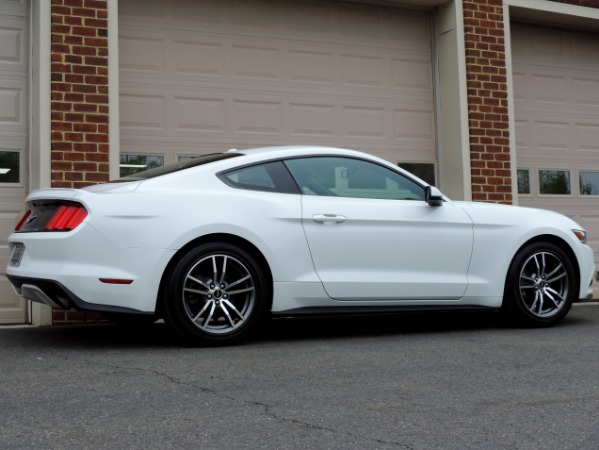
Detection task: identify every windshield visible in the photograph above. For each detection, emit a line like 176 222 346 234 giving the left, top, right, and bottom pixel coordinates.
114 153 242 181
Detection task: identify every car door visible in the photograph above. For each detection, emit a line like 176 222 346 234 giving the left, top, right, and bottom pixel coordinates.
285 156 474 301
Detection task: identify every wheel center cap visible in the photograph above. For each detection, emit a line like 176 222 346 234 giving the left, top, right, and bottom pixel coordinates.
213 289 223 299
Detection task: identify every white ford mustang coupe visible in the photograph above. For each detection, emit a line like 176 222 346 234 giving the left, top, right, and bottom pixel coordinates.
6 146 595 344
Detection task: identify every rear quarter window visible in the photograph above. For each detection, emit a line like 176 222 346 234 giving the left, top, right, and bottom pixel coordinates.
219 161 300 194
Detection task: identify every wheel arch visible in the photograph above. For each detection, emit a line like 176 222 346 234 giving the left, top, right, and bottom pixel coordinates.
156 233 274 314
505 234 580 296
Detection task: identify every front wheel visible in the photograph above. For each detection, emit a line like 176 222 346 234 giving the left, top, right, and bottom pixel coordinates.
503 242 577 327
162 242 270 345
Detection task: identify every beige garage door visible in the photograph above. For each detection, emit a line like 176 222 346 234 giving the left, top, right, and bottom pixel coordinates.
512 23 599 273
118 0 436 172
0 1 28 324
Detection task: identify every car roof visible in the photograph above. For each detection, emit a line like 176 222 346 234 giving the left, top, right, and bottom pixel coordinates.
228 145 371 160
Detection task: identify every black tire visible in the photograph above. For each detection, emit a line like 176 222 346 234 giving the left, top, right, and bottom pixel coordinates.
502 241 576 327
102 312 159 327
161 242 269 346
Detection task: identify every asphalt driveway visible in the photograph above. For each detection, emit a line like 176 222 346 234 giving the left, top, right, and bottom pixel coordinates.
1 304 599 449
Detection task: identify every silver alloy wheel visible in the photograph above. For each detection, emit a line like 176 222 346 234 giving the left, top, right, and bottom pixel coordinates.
518 251 569 318
182 253 255 335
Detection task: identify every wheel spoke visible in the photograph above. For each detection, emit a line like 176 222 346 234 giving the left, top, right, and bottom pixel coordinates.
222 299 244 320
529 290 541 313
521 274 536 283
219 302 236 328
520 281 536 290
219 256 228 286
203 301 216 326
546 270 566 284
193 300 212 322
227 286 255 295
539 253 547 277
184 287 209 295
546 287 565 304
211 256 219 285
543 290 560 309
226 274 252 290
188 275 210 290
533 254 541 274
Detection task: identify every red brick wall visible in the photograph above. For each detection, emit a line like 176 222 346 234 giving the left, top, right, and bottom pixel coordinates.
51 0 109 324
463 0 511 204
51 0 109 190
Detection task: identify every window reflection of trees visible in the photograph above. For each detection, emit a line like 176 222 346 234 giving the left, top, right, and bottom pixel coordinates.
517 169 530 195
539 170 570 195
119 155 164 177
580 172 599 196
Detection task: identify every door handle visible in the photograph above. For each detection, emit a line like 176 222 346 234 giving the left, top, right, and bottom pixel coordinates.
312 214 347 224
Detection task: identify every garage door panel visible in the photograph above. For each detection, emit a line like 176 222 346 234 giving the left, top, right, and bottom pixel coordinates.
0 81 25 131
0 1 26 323
120 85 435 153
120 0 435 166
174 97 226 134
0 16 26 73
120 93 166 131
573 77 599 107
119 35 165 74
123 32 433 102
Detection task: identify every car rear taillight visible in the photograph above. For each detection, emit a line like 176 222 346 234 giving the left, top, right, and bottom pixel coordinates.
14 202 88 232
14 210 32 231
45 205 88 231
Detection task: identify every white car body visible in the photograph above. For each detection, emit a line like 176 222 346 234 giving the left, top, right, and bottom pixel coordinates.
6 146 595 343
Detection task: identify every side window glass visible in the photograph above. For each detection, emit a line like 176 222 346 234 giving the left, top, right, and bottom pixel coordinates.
220 161 299 194
285 157 425 200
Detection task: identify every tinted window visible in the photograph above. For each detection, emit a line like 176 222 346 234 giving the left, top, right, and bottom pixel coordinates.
285 157 425 200
220 161 299 194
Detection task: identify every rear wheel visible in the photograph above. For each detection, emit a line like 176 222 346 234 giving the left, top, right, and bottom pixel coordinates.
162 242 269 345
503 241 576 327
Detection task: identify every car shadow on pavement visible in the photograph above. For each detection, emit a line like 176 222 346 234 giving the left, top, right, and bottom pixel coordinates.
2 308 589 349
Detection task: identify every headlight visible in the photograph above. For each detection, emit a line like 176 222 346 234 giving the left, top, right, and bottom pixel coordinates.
573 229 587 244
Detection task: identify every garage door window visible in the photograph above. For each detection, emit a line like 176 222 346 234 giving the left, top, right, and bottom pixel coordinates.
539 170 571 195
580 171 599 196
120 154 164 177
0 151 20 184
517 169 530 195
398 162 436 186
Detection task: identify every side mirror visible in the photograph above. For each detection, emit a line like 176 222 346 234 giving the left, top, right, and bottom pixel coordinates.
425 186 444 207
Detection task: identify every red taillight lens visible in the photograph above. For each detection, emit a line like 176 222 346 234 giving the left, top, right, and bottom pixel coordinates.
15 210 32 231
45 205 88 231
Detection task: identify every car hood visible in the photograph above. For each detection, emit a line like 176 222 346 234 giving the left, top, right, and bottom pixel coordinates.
454 200 583 230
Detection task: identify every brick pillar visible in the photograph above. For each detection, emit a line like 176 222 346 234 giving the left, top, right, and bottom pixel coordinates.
463 0 512 204
51 0 109 190
50 0 109 323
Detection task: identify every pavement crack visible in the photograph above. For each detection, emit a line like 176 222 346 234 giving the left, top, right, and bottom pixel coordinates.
85 360 413 449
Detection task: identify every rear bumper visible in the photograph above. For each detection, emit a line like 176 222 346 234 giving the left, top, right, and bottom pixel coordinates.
7 275 149 314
